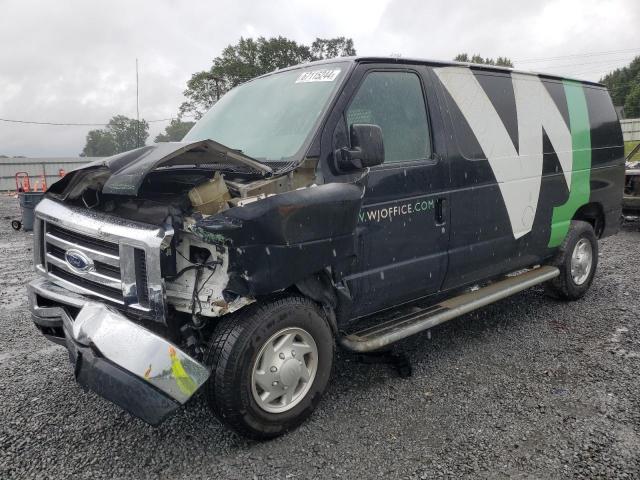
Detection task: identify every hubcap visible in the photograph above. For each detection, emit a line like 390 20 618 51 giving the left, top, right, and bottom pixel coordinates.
570 238 593 285
251 327 318 413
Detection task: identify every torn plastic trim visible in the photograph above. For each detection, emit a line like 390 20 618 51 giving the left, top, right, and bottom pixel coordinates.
68 302 210 403
29 281 181 426
29 277 209 403
70 341 181 426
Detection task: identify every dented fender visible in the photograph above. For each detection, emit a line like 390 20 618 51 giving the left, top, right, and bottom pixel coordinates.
193 183 364 296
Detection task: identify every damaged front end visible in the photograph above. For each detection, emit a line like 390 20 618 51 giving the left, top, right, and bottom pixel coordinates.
29 278 209 425
29 139 363 424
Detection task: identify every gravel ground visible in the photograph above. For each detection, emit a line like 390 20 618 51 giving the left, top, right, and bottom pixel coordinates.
0 194 639 479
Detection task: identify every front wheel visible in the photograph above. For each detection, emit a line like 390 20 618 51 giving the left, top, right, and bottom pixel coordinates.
545 220 598 300
204 296 334 439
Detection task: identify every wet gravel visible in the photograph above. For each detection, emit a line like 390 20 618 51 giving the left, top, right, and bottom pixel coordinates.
0 195 639 479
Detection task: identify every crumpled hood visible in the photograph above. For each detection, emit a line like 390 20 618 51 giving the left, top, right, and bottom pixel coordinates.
53 140 272 197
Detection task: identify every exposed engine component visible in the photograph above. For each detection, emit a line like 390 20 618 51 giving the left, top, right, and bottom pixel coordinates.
188 172 230 215
165 233 253 319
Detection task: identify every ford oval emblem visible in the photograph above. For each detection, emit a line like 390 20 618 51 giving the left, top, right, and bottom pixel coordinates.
64 249 94 274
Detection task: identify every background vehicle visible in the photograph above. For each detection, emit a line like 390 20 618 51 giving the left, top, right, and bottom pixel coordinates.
28 57 624 438
623 143 640 215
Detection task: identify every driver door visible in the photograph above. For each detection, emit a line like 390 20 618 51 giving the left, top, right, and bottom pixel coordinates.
336 65 451 317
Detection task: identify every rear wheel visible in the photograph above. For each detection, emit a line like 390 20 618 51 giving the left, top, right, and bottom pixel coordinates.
545 220 598 300
204 296 334 439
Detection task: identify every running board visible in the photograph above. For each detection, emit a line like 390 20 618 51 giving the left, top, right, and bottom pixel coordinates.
339 266 560 352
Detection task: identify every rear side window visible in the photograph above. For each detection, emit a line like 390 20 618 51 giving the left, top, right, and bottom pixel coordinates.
346 71 431 163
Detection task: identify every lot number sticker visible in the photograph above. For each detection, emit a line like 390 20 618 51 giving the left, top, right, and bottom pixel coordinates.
296 69 341 83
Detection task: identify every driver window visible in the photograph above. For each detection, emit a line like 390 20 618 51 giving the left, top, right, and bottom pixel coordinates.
346 71 431 163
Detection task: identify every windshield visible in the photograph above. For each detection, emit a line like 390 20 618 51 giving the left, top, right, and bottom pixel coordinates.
183 63 348 162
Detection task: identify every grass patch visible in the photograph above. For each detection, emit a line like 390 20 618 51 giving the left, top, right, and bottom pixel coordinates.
625 141 640 162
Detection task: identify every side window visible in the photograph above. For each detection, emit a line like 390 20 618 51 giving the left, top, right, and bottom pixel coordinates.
346 71 431 163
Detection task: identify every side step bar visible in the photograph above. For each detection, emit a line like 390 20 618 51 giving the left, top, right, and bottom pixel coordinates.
339 266 559 352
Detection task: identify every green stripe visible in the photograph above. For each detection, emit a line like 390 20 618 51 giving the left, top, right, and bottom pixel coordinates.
548 81 591 247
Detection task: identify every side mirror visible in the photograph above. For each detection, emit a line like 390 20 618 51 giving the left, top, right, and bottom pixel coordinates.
336 124 385 171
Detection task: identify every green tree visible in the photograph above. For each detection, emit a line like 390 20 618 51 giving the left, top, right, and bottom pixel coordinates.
624 83 640 118
155 119 195 142
178 71 227 121
454 53 514 67
81 115 149 156
495 56 514 67
180 36 356 119
311 37 356 59
600 56 640 114
81 130 116 156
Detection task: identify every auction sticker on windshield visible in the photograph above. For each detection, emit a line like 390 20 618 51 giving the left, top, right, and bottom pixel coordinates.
296 69 341 83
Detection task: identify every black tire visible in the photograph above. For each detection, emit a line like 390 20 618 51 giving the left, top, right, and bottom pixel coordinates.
204 295 334 439
11 220 21 231
545 220 598 301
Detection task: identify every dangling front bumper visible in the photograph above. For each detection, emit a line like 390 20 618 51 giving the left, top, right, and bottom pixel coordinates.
28 277 210 426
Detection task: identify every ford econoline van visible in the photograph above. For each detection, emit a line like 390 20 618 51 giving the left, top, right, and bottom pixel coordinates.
29 57 624 438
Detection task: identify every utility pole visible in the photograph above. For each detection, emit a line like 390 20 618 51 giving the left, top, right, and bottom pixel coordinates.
136 58 140 148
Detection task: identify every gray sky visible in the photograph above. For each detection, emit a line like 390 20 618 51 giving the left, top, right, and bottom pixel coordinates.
1 0 638 157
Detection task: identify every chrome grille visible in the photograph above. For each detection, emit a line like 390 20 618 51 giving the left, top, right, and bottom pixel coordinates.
44 222 124 303
134 249 149 307
46 223 119 255
33 198 173 322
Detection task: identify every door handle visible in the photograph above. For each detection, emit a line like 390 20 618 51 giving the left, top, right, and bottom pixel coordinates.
435 198 447 225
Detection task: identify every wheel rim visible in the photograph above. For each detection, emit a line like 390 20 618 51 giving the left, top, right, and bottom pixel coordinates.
251 327 318 414
570 238 593 285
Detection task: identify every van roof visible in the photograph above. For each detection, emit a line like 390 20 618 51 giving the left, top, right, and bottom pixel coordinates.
276 56 605 88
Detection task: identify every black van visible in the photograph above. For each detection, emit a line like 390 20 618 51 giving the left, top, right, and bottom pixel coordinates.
29 57 624 438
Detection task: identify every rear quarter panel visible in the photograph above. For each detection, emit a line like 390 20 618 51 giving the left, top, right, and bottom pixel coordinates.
431 66 623 291
583 85 625 236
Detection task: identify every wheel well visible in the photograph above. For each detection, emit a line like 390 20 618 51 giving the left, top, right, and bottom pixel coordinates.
573 202 604 237
293 270 342 334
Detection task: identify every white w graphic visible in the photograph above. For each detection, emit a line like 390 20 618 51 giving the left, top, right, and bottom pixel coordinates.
434 67 573 239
